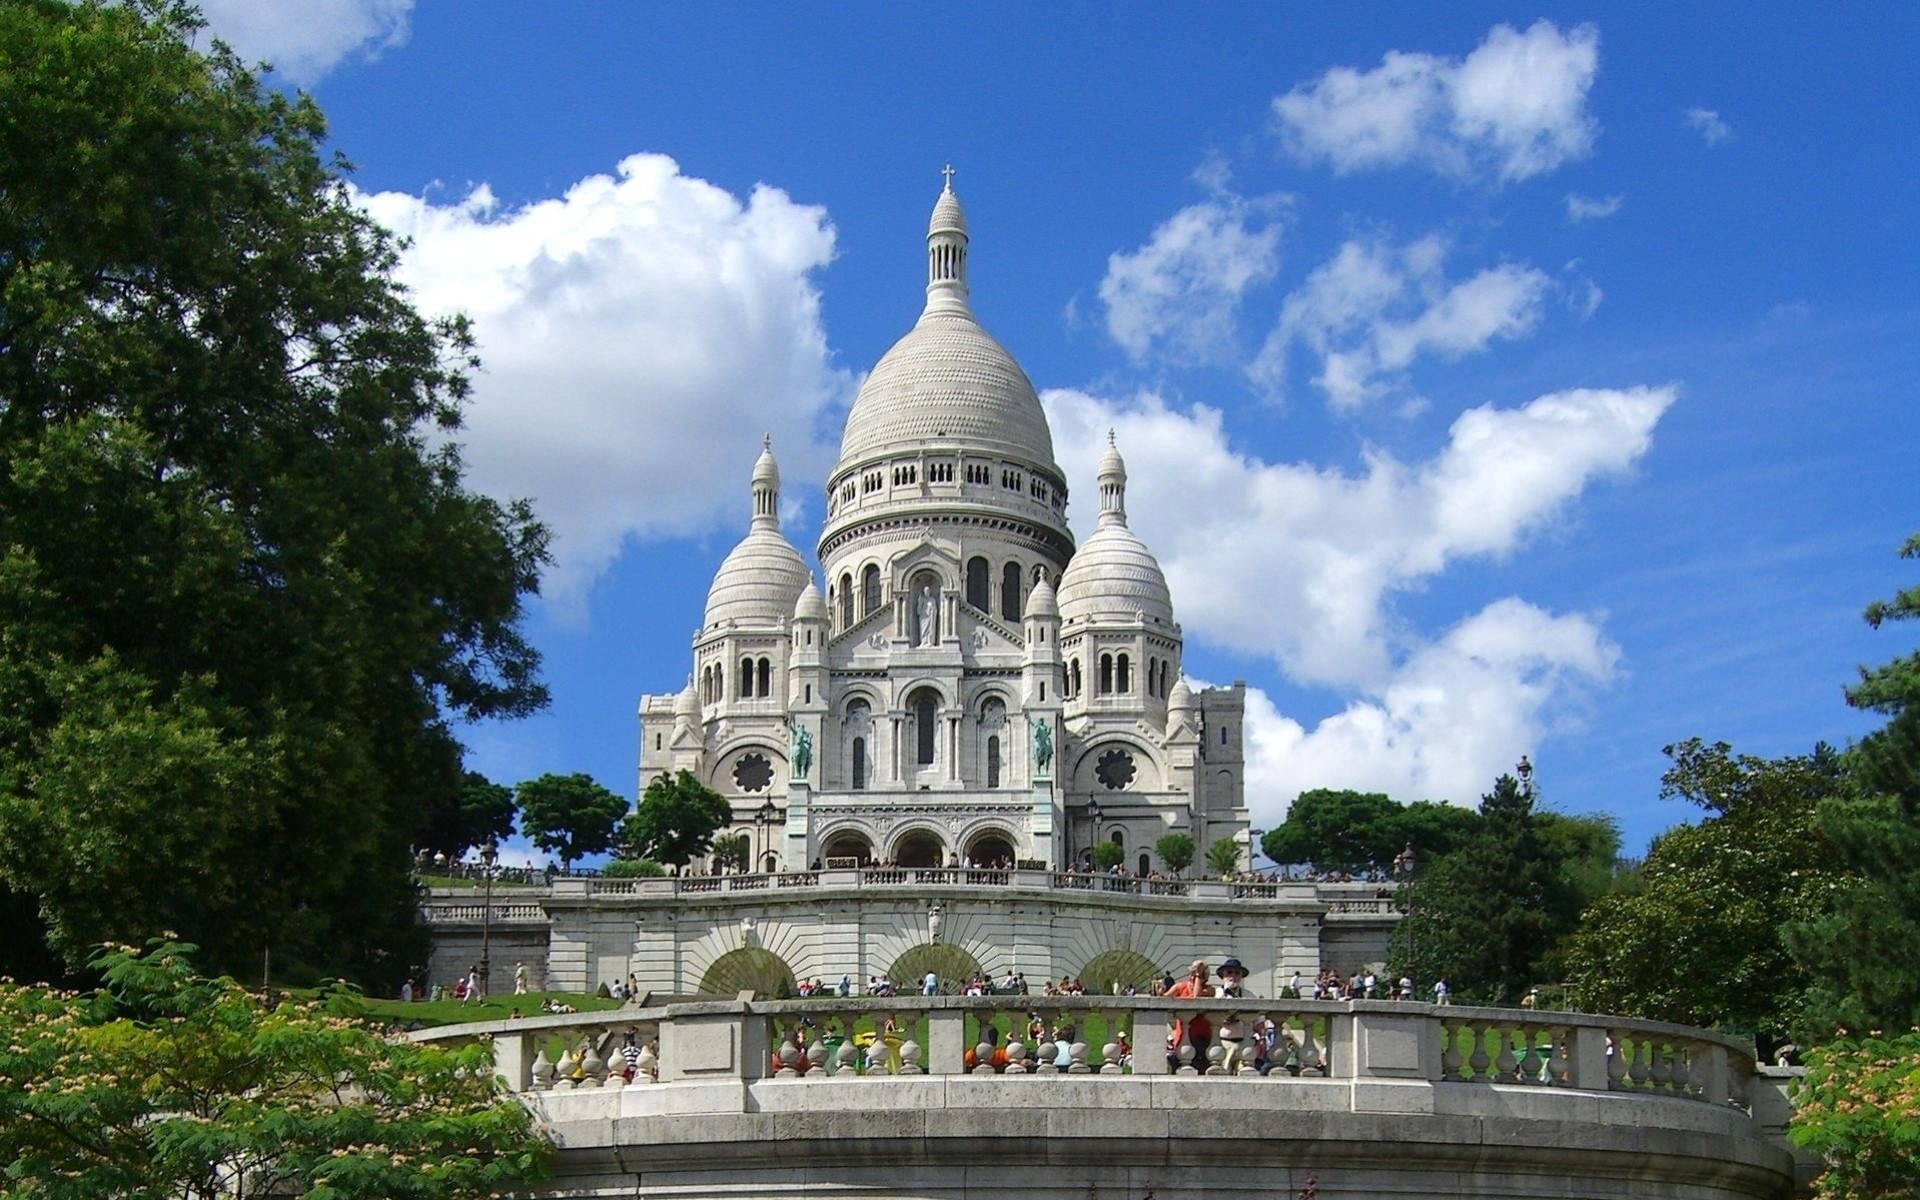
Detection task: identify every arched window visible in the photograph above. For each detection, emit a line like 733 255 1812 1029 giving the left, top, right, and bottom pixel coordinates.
1147 656 1157 698
838 573 854 629
738 657 753 699
987 735 1001 788
1159 661 1170 698
757 657 771 698
1117 653 1132 694
1221 724 1230 746
1001 561 1023 621
851 737 867 790
1070 659 1082 698
1099 653 1113 695
911 689 938 767
861 564 881 617
966 557 990 610
714 663 724 701
701 666 711 703
1139 852 1151 876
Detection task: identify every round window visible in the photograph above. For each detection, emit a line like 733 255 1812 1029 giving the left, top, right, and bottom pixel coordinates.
733 752 774 793
1095 748 1136 791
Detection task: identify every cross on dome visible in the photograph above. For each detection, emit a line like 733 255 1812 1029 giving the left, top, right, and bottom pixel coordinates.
941 163 955 192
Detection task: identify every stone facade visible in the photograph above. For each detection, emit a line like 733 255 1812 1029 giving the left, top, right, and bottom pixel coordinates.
636 178 1248 875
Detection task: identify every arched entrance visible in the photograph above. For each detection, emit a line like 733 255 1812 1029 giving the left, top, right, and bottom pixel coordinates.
888 943 985 994
698 947 797 998
963 830 1015 867
891 828 945 868
820 829 874 866
1078 948 1162 996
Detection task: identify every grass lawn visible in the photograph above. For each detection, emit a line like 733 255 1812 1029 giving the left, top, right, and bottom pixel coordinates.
417 873 542 890
328 990 623 1029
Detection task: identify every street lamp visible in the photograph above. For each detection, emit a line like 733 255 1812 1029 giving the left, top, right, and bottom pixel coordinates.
478 836 499 1002
1516 754 1534 797
1393 842 1418 994
755 798 779 873
1086 797 1103 869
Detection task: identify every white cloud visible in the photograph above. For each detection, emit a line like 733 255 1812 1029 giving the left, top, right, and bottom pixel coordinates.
1565 193 1623 222
356 154 850 606
1685 107 1734 146
1252 236 1552 410
1273 20 1600 184
196 0 412 84
1045 383 1673 814
1098 190 1284 363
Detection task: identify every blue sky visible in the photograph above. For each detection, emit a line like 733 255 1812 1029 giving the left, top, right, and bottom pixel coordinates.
199 3 1917 859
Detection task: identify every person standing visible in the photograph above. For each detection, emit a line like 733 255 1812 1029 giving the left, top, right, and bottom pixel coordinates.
1167 959 1215 1070
1214 958 1258 1072
923 970 938 997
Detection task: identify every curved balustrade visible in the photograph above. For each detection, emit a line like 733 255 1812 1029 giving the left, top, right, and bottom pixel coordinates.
416 900 548 924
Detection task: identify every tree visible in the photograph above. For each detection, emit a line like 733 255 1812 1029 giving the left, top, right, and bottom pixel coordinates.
1554 740 1848 1042
1403 773 1581 1003
0 938 548 1198
1262 789 1402 871
0 1 548 986
1205 836 1243 877
1789 1029 1920 1200
710 831 750 873
420 771 518 862
517 773 627 873
620 771 732 874
1092 841 1127 872
1155 832 1195 876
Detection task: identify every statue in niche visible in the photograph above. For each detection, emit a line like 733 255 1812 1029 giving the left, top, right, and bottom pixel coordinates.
928 904 943 944
786 718 813 781
915 583 939 647
1031 717 1053 772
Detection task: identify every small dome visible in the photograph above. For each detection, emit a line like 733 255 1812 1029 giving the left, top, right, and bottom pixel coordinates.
1056 523 1175 627
1026 575 1058 619
675 678 700 720
930 185 967 238
704 528 810 628
751 435 780 490
1167 676 1193 711
794 580 827 622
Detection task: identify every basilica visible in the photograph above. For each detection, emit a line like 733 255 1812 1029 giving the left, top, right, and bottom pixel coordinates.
638 178 1249 874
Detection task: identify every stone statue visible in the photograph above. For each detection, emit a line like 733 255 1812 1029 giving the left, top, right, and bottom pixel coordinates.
928 903 943 943
787 718 813 781
1032 717 1053 772
915 584 938 647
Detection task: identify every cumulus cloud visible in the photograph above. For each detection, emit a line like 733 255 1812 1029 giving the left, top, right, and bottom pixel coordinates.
356 154 850 605
197 0 412 84
1098 189 1285 363
1252 236 1552 410
1685 107 1734 145
1046 382 1673 813
1565 193 1623 222
1273 20 1600 184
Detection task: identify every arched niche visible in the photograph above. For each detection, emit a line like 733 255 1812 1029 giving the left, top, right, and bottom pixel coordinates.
698 947 797 998
1077 949 1162 996
888 943 984 994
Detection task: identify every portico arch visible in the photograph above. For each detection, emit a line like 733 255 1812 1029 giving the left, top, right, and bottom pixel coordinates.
962 829 1015 867
891 827 945 868
820 829 874 865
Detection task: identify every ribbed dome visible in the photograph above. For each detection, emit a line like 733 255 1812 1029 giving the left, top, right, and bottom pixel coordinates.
1057 523 1175 627
704 529 809 628
1026 575 1059 619
837 311 1055 468
1167 675 1193 711
794 580 827 621
674 679 700 719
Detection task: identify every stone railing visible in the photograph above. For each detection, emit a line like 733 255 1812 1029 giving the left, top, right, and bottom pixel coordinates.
535 869 1383 904
420 995 1758 1108
416 900 549 924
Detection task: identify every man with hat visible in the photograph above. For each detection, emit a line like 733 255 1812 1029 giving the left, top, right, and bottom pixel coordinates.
1214 958 1261 1073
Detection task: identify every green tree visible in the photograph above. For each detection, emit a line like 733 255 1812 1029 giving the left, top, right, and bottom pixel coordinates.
1155 832 1195 876
621 771 732 874
1405 773 1581 1003
1205 836 1243 877
1262 789 1402 871
1789 1029 1920 1200
517 773 627 874
1092 840 1127 872
1788 535 1920 1039
420 770 518 862
0 1 547 985
0 938 548 1198
710 831 750 873
1554 740 1847 1042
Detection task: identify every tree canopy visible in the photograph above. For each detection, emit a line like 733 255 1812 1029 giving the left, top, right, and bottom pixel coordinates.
1261 789 1478 872
0 939 548 1198
1155 832 1195 875
0 0 548 986
517 773 627 873
420 771 518 863
1205 836 1243 877
620 770 732 873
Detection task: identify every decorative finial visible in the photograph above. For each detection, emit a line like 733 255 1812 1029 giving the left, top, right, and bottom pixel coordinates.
1107 428 1116 446
941 163 956 192
762 432 771 450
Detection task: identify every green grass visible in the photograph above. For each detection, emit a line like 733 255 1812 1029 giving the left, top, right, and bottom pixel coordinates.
417 873 541 890
331 990 623 1029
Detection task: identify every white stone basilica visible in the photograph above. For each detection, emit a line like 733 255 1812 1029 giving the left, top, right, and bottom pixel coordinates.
638 178 1249 874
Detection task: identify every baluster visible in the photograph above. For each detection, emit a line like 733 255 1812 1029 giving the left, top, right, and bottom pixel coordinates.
972 1016 997 1074
1606 1031 1628 1090
1100 1011 1124 1075
1494 1024 1520 1082
1068 1034 1091 1074
554 1043 582 1090
837 1029 859 1078
634 1041 657 1083
1649 1041 1673 1093
1467 1023 1491 1082
1297 1021 1325 1077
1628 1038 1651 1090
1684 1041 1707 1099
531 1041 556 1090
1516 1026 1543 1085
865 1011 890 1077
898 1036 924 1075
1172 1014 1199 1076
1440 1022 1465 1081
581 1035 608 1086
805 1028 827 1078
1548 1028 1572 1087
775 1021 803 1077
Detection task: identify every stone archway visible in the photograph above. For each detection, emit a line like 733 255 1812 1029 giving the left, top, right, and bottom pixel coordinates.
820 829 874 865
698 947 797 998
963 829 1015 867
888 943 984 994
891 827 945 868
1077 948 1163 996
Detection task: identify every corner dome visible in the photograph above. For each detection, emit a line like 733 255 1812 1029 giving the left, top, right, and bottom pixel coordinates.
794 580 827 622
1026 575 1058 619
674 678 700 720
1057 523 1175 627
704 530 809 628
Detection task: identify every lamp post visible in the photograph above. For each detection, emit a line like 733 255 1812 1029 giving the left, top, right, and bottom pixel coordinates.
1516 754 1534 797
1392 842 1418 991
755 798 779 873
1086 797 1103 868
478 836 499 1002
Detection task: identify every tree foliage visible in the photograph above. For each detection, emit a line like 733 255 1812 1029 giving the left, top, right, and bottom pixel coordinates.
419 771 517 862
709 831 750 873
1092 840 1127 872
1554 739 1847 1041
1205 836 1243 877
516 773 627 873
620 771 731 873
0 0 547 985
1790 1030 1920 1200
0 939 548 1198
1261 789 1478 872
1155 832 1195 876
1845 532 1920 716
